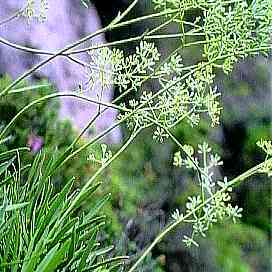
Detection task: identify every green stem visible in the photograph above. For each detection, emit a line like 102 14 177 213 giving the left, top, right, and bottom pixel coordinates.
0 3 174 97
128 158 272 272
70 111 100 148
0 26 202 57
0 36 53 55
52 119 124 174
61 127 143 220
0 92 129 140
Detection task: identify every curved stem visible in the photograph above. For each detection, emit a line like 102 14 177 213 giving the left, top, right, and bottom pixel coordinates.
61 126 143 219
127 158 272 272
70 111 100 148
0 8 24 26
0 7 179 97
0 36 54 55
0 25 107 97
0 91 129 140
0 26 202 57
52 119 124 174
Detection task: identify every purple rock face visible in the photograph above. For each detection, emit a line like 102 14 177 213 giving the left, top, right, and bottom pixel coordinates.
0 0 121 143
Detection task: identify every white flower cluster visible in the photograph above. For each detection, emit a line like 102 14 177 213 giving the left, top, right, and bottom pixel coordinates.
88 42 160 91
23 0 49 22
118 59 222 139
172 142 243 247
257 139 272 177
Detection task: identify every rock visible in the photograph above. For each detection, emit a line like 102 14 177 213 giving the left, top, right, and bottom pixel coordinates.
0 0 121 143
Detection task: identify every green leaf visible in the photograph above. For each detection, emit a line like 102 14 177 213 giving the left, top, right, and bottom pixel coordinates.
0 156 15 176
0 148 28 162
5 202 29 212
78 230 97 271
87 193 111 219
9 84 51 94
34 242 69 272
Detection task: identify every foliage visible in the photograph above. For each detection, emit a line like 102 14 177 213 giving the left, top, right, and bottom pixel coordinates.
0 76 92 187
0 75 124 242
0 0 271 271
0 148 125 271
209 223 271 272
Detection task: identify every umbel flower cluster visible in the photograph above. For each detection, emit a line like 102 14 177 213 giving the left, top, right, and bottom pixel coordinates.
24 0 49 22
0 0 271 270
88 42 160 91
172 143 243 247
88 0 271 142
94 43 222 139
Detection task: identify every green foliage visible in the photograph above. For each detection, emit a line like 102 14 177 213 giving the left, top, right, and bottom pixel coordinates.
0 149 125 271
0 76 91 187
110 137 156 217
0 0 271 270
0 75 127 244
209 223 271 272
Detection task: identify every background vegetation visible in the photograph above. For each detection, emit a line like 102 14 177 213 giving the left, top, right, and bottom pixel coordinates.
0 0 271 271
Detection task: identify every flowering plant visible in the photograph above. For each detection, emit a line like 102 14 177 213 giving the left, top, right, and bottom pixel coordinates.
0 0 271 270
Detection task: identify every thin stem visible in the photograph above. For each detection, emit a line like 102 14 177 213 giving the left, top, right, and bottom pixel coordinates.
0 36 54 55
144 114 207 181
68 28 205 55
128 158 272 272
0 25 107 97
109 0 139 26
0 29 204 58
0 92 129 140
109 9 178 30
0 8 24 26
61 126 143 220
70 111 100 148
0 4 173 97
52 119 124 174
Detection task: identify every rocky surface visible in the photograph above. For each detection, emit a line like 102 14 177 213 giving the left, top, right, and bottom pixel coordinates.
0 0 121 143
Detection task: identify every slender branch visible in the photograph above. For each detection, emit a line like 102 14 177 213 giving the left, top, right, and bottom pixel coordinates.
51 118 124 174
60 126 143 220
109 9 178 30
144 114 207 185
0 6 176 97
0 8 24 26
0 91 129 140
68 32 206 55
0 36 54 55
0 25 107 97
0 29 204 58
109 0 139 26
70 111 100 148
127 158 272 272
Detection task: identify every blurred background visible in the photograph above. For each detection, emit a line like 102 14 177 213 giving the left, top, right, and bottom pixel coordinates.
0 0 271 271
